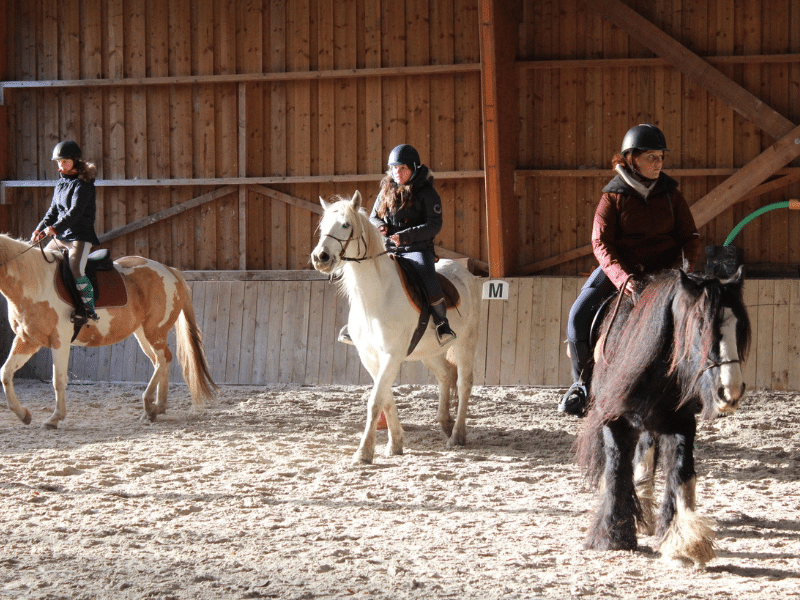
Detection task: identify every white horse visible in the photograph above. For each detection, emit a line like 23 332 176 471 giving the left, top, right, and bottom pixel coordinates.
311 191 482 464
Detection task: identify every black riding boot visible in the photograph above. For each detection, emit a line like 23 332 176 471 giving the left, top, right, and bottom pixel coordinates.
430 299 456 346
558 340 593 417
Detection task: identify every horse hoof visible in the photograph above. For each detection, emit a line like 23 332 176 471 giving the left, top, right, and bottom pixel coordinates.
21 409 32 425
440 420 454 438
42 421 58 430
351 454 373 466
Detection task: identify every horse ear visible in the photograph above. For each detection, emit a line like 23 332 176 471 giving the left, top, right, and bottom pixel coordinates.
678 269 700 293
351 190 362 210
320 197 332 211
722 264 745 290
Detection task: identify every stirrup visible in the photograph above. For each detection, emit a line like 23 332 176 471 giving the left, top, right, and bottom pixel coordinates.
435 323 456 346
337 325 354 345
558 382 588 417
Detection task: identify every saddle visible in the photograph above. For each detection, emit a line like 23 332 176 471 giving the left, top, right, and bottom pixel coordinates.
55 249 129 313
391 254 461 313
391 254 461 356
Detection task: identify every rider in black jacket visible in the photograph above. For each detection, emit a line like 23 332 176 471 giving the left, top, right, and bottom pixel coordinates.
32 141 101 319
338 144 455 346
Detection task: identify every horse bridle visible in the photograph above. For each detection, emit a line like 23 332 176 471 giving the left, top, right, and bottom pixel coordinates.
321 230 390 264
701 358 741 372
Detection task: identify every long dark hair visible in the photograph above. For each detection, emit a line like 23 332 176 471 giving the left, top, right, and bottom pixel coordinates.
375 172 415 219
74 159 98 182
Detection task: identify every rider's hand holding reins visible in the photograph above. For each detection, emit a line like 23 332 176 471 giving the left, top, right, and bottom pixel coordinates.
31 226 56 244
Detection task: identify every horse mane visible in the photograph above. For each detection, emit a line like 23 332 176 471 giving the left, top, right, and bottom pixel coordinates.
577 269 752 484
0 234 55 286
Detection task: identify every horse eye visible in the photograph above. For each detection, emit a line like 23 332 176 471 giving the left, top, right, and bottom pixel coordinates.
343 222 351 229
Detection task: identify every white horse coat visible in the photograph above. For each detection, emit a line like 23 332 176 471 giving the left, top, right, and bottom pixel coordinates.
311 191 482 464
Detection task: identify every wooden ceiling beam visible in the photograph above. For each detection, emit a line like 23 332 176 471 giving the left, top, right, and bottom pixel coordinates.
582 0 796 140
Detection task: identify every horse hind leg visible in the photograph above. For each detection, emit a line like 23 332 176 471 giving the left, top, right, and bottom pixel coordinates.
134 330 171 421
422 354 455 439
633 431 658 536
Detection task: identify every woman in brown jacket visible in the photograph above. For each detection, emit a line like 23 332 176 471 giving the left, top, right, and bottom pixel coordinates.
559 124 700 417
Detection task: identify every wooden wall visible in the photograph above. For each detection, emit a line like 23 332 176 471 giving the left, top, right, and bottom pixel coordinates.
1 0 486 270
10 276 792 392
518 0 800 277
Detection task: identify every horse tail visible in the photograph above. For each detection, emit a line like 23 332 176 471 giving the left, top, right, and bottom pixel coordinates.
171 268 218 409
574 408 606 489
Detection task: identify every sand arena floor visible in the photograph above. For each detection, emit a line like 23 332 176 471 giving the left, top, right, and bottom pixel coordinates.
0 380 797 599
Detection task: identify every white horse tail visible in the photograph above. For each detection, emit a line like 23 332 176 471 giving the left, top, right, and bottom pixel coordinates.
170 268 218 409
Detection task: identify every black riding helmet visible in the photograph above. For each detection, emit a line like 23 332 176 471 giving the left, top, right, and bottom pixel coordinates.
620 124 668 158
51 140 82 161
387 144 420 172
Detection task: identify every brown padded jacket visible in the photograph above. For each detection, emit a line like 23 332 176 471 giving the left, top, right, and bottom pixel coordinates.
591 171 700 290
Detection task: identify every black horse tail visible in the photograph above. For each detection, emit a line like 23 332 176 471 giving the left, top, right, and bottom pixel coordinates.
574 408 607 489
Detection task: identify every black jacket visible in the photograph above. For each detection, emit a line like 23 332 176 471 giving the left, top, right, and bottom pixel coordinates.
37 173 100 245
369 165 442 253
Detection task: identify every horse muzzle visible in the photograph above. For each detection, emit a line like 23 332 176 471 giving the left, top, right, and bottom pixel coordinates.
311 246 337 273
715 381 747 414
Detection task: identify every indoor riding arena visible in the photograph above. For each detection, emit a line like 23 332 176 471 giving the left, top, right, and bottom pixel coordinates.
1 1 799 599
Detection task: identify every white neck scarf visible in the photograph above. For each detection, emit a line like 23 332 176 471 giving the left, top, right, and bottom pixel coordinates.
615 164 657 200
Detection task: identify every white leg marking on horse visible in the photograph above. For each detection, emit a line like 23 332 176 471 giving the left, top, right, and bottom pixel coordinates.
658 477 716 566
634 442 656 536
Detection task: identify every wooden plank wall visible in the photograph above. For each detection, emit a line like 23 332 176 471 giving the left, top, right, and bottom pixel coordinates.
518 0 800 277
17 277 790 392
2 0 485 270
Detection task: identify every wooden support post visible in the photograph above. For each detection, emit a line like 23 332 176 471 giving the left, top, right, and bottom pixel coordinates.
238 83 247 270
479 0 520 278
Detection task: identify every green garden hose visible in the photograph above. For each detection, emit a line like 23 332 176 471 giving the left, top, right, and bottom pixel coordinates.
723 199 800 246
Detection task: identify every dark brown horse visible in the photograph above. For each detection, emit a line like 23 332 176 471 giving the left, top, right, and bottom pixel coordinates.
576 268 751 566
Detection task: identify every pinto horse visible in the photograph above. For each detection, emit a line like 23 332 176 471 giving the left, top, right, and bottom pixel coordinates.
576 268 751 566
0 234 217 428
311 191 482 464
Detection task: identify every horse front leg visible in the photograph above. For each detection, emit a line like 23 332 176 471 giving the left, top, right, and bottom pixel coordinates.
43 345 71 429
0 336 40 425
354 355 403 465
657 421 715 566
585 419 640 551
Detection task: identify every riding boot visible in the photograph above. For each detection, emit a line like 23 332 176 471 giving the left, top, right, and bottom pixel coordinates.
337 324 354 345
75 276 99 321
558 340 593 417
430 299 456 346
